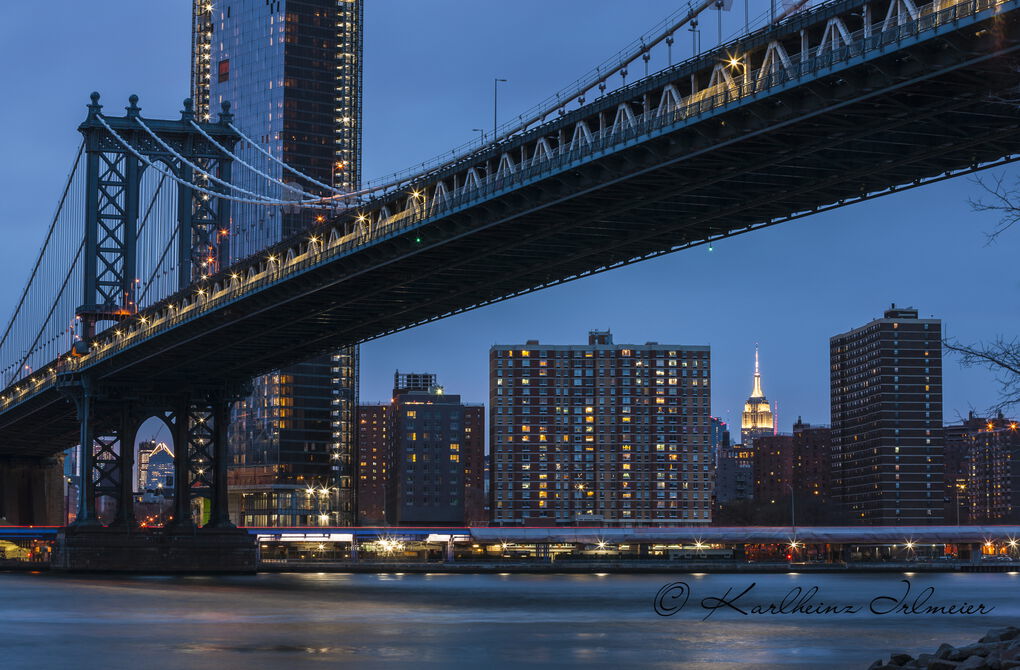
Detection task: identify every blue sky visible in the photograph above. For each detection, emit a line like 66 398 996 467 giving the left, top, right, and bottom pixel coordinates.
0 1 1016 439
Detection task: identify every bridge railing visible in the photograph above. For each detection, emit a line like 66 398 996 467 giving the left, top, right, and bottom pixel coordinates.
0 0 1007 413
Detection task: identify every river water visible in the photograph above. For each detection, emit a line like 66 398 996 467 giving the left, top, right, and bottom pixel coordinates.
1 571 1018 669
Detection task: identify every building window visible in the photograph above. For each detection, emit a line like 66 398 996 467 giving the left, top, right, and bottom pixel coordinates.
218 59 230 83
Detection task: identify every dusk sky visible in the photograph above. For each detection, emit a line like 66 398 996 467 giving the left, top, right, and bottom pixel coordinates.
1 1 1017 442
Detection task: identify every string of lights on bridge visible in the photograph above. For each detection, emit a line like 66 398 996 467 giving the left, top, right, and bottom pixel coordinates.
0 0 1002 406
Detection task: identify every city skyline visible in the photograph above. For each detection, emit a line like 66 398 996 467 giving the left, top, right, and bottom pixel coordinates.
1 0 1017 442
5 5 1020 669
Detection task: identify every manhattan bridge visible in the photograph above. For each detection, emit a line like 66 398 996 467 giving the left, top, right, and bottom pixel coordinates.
1 0 1019 570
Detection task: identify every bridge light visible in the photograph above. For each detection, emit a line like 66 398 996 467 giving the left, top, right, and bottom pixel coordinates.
1010 539 1018 548
268 255 278 263
230 273 240 281
315 216 325 223
356 214 367 222
905 541 915 550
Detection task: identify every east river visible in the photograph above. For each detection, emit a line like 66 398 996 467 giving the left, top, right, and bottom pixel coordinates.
2 571 1019 669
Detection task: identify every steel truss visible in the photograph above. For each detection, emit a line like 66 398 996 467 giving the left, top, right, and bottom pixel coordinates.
4 0 1020 460
63 380 236 529
77 94 238 337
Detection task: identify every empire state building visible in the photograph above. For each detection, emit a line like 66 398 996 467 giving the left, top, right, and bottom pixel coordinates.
741 347 774 447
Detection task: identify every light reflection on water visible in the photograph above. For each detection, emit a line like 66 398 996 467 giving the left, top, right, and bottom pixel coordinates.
0 572 1017 669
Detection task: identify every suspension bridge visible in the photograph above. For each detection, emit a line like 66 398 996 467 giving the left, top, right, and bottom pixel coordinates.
1 0 1020 569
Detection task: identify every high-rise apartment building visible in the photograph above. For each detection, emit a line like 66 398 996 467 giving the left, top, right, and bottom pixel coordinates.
741 347 774 447
356 404 389 525
192 1 362 526
490 330 713 526
752 419 831 506
385 380 485 526
830 305 944 524
961 415 1020 522
357 373 485 526
944 412 985 524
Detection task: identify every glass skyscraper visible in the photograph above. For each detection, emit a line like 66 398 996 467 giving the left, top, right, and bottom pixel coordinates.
191 0 362 526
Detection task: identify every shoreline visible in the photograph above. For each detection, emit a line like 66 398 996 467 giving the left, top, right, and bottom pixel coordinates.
6 559 1019 575
256 560 1020 574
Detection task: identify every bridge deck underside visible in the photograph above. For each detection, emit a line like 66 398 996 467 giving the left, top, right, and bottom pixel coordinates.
4 10 1020 456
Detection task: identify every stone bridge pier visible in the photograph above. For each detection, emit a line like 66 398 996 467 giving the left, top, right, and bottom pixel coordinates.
0 456 65 526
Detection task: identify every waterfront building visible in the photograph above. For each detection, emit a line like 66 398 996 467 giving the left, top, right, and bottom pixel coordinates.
490 330 713 526
944 412 986 524
356 373 485 526
830 305 944 524
960 415 1020 522
385 378 485 526
356 404 389 525
740 347 774 448
753 419 831 506
714 444 754 504
193 0 363 526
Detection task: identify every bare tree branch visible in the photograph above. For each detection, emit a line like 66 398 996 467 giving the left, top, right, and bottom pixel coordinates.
968 173 1020 243
944 337 1020 413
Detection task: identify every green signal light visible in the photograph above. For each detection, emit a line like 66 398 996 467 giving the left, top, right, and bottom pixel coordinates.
415 236 422 243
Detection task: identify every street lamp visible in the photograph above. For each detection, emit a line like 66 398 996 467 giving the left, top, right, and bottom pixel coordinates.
493 78 508 141
471 128 486 144
787 483 795 530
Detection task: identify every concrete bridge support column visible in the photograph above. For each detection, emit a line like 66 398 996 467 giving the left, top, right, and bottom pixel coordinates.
0 456 65 526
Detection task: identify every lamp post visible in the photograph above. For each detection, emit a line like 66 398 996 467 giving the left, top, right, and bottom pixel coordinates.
787 483 795 529
472 128 485 144
493 78 508 142
955 484 965 526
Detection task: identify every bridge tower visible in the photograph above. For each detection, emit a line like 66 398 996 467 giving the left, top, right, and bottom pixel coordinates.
76 92 238 338
54 94 255 572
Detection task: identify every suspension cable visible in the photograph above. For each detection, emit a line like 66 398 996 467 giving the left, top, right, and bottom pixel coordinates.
0 143 83 352
5 239 84 387
135 116 288 204
96 115 329 208
226 122 345 196
189 121 322 201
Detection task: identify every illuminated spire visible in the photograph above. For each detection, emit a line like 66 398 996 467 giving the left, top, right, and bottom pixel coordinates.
750 344 764 399
741 344 774 440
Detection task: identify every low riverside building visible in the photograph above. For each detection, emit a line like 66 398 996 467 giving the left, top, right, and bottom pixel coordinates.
490 330 713 526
